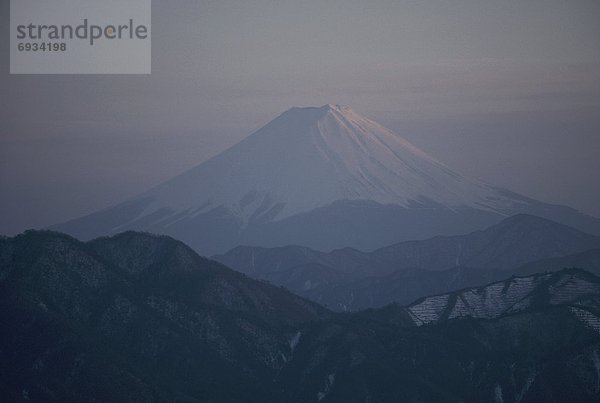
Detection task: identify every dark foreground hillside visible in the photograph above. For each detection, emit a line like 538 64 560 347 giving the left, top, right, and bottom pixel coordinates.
1 231 599 402
0 230 327 401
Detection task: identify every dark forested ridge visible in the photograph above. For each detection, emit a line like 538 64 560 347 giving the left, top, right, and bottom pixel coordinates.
1 230 599 402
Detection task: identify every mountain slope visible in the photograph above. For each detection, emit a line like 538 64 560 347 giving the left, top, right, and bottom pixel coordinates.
398 268 600 326
282 269 600 402
52 105 600 254
278 269 600 402
215 214 600 310
1 231 599 402
375 213 600 271
0 230 327 402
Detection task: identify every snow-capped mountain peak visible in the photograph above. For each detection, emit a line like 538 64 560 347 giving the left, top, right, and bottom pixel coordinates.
53 104 600 254
137 104 513 223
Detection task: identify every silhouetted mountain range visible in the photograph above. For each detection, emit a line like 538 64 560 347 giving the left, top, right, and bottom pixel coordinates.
215 214 600 310
1 230 599 401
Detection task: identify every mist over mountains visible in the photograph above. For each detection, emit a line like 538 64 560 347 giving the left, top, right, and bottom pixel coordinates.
215 214 600 311
52 105 600 255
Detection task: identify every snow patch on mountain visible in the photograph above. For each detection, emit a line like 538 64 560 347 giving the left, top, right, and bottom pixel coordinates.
289 331 302 355
406 270 600 326
570 307 600 335
408 294 450 325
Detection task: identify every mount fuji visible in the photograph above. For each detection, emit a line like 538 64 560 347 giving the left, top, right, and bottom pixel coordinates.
53 104 600 254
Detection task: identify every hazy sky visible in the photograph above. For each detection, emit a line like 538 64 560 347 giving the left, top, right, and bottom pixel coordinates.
1 0 600 235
